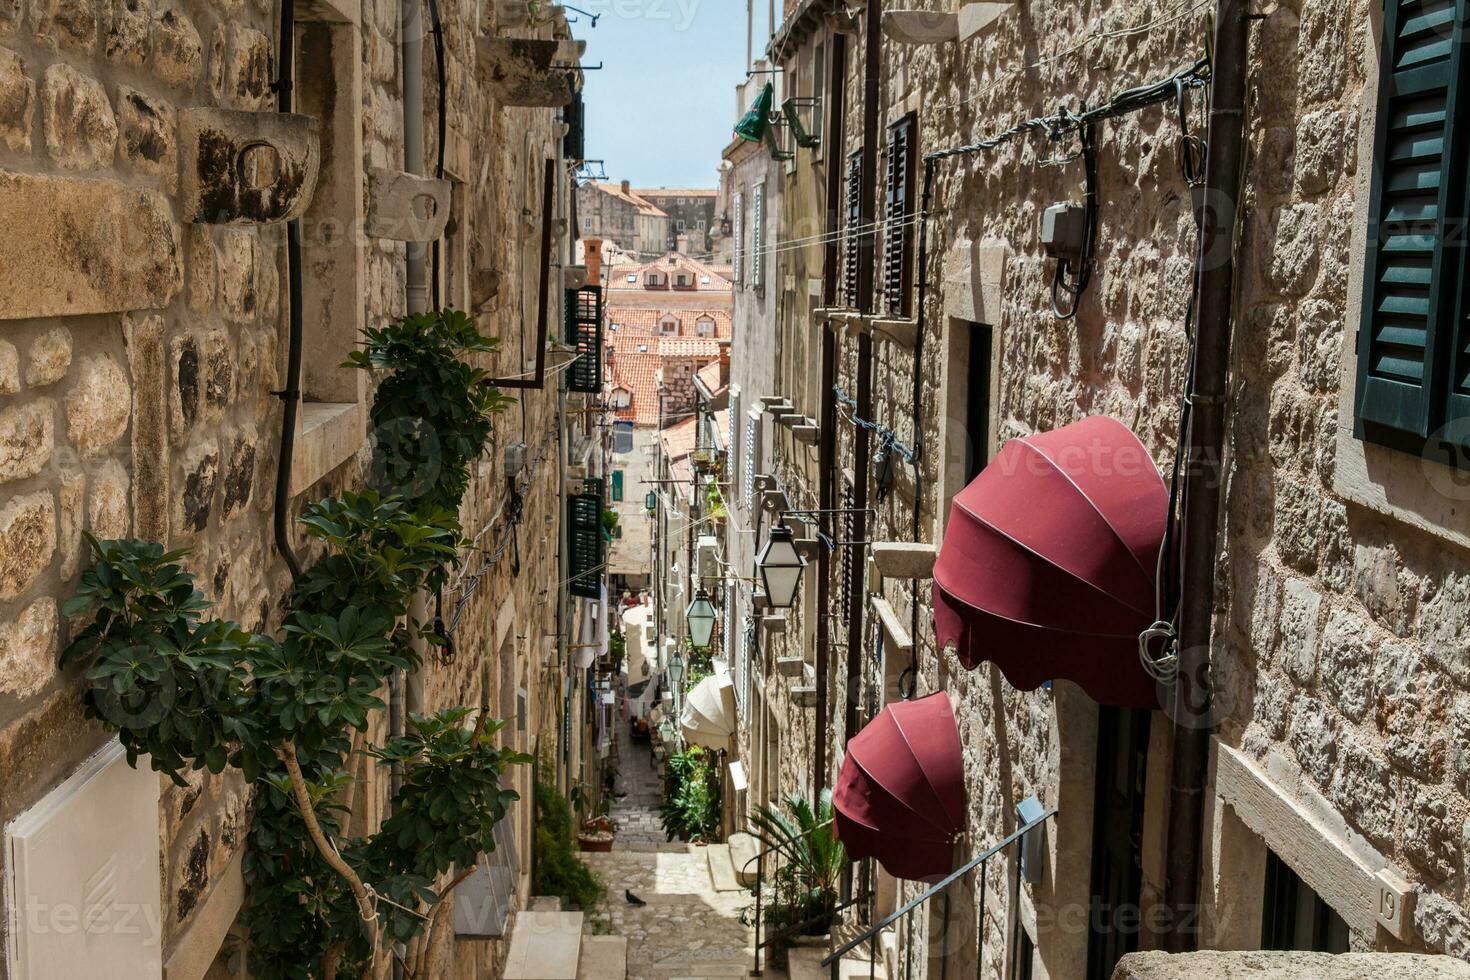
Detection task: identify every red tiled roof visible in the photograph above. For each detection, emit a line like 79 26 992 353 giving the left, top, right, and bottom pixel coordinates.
606 251 734 294
659 339 723 360
696 359 725 393
659 416 699 461
608 351 663 426
604 308 732 341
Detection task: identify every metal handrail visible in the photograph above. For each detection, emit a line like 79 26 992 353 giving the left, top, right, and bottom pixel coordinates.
740 816 840 977
820 808 1057 967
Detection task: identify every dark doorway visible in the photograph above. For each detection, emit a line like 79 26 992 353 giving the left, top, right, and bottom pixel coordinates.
964 323 994 482
1262 850 1350 952
1087 706 1151 980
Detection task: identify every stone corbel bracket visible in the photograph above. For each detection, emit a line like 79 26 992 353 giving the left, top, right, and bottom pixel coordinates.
959 1 1019 40
870 596 914 658
871 542 938 580
882 10 959 44
181 108 320 225
478 37 579 107
366 168 451 242
871 317 919 349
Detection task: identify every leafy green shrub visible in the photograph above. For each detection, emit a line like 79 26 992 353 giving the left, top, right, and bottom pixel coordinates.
533 781 606 911
660 745 721 842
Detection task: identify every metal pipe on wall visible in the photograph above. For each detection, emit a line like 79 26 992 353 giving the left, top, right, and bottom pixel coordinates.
1162 0 1250 951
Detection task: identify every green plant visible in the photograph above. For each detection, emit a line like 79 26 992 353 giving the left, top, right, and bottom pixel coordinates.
533 781 606 911
63 310 522 979
346 309 513 514
745 791 847 949
660 745 721 842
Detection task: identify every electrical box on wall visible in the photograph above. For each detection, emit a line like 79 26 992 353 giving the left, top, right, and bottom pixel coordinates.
1041 203 1088 262
4 742 163 979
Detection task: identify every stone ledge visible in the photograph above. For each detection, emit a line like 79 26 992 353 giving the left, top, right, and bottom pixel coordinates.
869 597 913 657
290 401 363 495
871 542 937 580
1113 951 1470 979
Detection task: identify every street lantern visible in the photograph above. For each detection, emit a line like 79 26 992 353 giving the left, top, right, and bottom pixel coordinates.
686 589 717 649
657 719 678 743
757 522 807 608
668 650 685 686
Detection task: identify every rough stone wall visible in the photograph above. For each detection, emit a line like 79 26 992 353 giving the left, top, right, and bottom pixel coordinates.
750 0 1470 975
0 0 579 975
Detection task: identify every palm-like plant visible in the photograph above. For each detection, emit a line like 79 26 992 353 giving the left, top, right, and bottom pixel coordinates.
746 791 847 938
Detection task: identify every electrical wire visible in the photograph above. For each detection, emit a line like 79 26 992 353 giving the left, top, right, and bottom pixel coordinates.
1050 122 1098 320
834 385 916 462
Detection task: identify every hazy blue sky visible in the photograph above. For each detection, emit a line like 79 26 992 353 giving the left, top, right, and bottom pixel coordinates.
575 1 774 188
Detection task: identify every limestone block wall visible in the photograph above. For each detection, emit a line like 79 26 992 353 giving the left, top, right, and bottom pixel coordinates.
752 0 1470 975
0 0 580 974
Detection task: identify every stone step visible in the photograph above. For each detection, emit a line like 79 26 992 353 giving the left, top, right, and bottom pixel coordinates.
531 895 563 912
576 935 628 980
727 831 760 888
706 843 743 892
650 960 752 979
789 946 888 980
503 910 584 980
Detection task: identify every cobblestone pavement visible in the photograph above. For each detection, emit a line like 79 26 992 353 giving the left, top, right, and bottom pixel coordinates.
583 736 779 980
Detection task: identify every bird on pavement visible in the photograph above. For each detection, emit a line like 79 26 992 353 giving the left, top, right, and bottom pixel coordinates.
625 890 647 907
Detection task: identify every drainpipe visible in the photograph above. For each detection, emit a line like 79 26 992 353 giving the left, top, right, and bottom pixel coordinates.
1162 0 1249 951
270 0 303 581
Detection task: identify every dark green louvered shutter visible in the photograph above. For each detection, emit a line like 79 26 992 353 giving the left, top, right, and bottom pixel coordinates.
568 484 603 599
843 149 863 308
565 285 603 394
883 116 916 317
1356 0 1470 444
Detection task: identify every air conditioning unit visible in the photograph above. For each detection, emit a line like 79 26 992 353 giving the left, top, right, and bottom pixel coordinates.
696 535 719 581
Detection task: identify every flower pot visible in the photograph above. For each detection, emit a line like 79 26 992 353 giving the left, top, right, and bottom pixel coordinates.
578 831 615 852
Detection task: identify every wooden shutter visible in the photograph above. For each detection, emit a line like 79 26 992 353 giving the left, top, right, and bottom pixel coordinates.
843 150 863 307
565 285 603 393
733 191 744 284
742 410 759 512
568 485 603 599
752 184 765 288
883 116 917 316
1356 0 1470 443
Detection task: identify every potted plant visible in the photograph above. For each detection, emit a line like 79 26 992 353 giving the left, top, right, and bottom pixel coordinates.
745 791 848 965
572 778 617 852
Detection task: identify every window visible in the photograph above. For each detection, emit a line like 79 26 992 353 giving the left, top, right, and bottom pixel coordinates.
965 323 994 482
883 114 917 316
733 191 744 284
611 470 624 501
700 275 711 284
752 183 765 288
1262 850 1350 953
611 387 631 409
626 273 637 283
843 149 862 307
1087 707 1151 980
696 317 715 337
645 271 665 288
675 273 690 288
659 315 679 335
1354 0 1470 456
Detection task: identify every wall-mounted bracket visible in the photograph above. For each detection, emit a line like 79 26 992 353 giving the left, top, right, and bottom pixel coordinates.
182 108 319 225
366 168 450 242
882 10 959 43
478 37 579 107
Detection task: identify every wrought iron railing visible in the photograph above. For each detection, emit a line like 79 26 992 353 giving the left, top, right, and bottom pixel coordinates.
820 808 1057 980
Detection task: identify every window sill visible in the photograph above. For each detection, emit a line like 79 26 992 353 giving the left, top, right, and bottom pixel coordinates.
291 401 364 495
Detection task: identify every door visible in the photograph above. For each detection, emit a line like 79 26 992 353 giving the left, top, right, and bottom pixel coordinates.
1087 706 1151 979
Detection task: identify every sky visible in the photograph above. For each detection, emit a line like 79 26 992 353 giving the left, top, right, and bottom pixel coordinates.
574 0 775 189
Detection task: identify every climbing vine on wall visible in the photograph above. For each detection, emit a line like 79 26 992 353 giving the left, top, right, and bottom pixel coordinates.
63 310 520 979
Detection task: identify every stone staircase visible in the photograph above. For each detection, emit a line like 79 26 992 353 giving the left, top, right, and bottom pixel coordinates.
501 898 629 980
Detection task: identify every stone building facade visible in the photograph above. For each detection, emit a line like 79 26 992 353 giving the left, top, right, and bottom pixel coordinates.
576 179 671 259
0 2 601 977
630 187 717 255
723 0 1470 978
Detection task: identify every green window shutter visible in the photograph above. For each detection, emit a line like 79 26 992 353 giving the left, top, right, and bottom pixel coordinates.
1356 0 1470 445
565 285 603 394
568 490 603 599
612 470 624 501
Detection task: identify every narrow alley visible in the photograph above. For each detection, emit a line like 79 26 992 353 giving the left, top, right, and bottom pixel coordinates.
582 739 762 980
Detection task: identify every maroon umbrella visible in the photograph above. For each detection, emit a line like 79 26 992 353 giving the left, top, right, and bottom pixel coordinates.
932 415 1167 709
832 692 966 881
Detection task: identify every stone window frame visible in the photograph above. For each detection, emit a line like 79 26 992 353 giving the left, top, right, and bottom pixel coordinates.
659 314 680 336
1332 4 1470 551
290 7 367 495
695 316 715 337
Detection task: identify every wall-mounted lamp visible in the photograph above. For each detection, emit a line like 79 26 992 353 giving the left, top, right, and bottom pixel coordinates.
756 523 807 609
686 589 717 649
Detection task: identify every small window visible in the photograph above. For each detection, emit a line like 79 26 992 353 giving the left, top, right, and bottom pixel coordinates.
636 344 649 353
701 275 711 284
696 317 715 337
660 316 680 336
1262 850 1349 953
611 387 631 409
626 273 637 283
1353 0 1470 457
751 183 765 289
